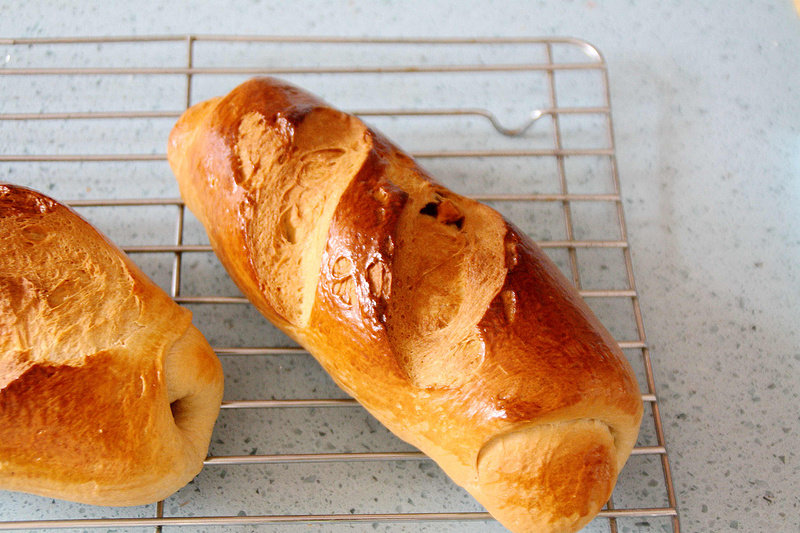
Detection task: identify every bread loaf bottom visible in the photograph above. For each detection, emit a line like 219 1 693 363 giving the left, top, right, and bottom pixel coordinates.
0 184 224 506
167 77 642 533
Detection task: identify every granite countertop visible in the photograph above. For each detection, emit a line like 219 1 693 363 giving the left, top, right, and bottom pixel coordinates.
1 1 798 532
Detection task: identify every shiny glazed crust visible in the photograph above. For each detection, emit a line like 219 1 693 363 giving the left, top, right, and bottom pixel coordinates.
0 185 224 506
168 78 643 533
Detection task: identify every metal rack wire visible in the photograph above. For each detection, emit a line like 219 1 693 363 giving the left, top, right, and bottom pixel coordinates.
0 35 678 532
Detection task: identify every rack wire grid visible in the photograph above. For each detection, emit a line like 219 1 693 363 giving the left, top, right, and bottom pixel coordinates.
0 35 678 533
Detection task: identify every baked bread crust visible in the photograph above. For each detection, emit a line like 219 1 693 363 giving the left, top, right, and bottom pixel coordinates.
0 184 224 506
168 77 642 532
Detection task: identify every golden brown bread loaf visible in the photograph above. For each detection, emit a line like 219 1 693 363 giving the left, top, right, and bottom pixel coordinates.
167 77 643 533
0 184 224 506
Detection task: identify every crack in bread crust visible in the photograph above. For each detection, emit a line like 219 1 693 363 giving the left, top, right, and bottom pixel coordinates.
236 108 371 328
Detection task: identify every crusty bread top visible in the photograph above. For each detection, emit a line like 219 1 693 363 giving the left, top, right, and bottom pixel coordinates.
168 78 643 532
0 184 223 506
169 77 641 426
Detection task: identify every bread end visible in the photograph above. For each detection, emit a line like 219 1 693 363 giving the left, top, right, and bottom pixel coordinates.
476 419 619 533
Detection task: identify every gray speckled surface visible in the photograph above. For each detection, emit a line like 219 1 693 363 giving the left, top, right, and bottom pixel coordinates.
1 1 799 532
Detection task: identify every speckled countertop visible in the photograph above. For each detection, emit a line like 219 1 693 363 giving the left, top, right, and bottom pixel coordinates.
1 1 799 532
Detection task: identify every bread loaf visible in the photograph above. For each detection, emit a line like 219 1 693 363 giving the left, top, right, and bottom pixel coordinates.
167 77 643 533
0 184 224 506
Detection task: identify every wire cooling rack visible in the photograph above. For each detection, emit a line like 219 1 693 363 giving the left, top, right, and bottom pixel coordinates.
0 36 678 532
